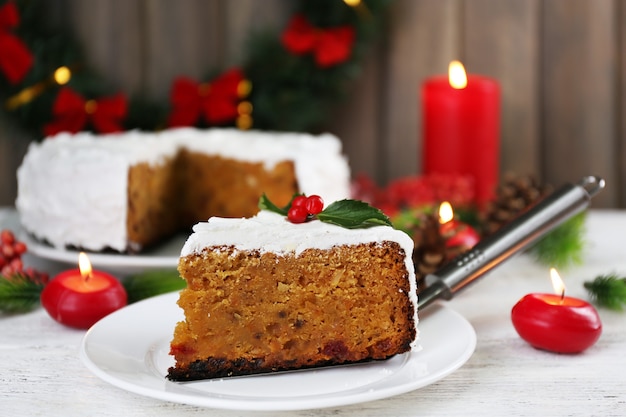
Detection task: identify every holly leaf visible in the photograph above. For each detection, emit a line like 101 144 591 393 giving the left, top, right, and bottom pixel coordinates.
259 195 392 229
258 193 290 216
316 199 392 229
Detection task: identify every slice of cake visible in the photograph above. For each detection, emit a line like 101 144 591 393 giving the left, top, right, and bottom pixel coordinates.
16 128 350 252
168 206 418 381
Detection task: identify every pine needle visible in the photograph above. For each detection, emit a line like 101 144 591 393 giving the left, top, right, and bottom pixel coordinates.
0 274 45 314
529 212 586 269
123 269 186 304
584 274 626 311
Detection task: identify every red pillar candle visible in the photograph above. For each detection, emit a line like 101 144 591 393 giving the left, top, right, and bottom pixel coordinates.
422 61 500 207
511 268 602 353
41 252 127 329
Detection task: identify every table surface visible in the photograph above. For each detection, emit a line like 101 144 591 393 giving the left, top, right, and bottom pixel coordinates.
1 208 625 417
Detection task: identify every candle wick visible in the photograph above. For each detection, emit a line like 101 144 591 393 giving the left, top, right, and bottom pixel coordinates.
560 289 565 302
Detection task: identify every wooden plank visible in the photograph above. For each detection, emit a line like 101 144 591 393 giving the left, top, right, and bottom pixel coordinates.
616 0 626 208
541 0 617 207
221 0 292 67
142 0 222 100
464 0 541 182
0 115 32 206
327 42 385 182
382 0 463 184
65 0 144 95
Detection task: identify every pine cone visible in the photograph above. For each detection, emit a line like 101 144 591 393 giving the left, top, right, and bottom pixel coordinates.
410 213 447 293
481 173 552 236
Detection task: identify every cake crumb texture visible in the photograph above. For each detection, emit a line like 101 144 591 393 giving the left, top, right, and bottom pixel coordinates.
127 159 180 247
175 150 297 221
126 151 297 250
168 241 416 381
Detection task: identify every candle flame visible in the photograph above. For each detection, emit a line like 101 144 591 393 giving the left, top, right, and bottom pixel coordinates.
550 268 566 299
78 252 93 281
438 201 454 224
448 60 467 89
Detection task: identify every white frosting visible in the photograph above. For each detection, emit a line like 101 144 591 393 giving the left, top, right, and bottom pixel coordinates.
182 211 419 346
16 128 351 252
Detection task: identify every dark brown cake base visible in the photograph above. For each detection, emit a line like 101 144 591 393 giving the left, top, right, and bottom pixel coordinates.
167 355 382 381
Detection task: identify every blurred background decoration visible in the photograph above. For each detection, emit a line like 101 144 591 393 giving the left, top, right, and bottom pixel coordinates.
0 0 624 209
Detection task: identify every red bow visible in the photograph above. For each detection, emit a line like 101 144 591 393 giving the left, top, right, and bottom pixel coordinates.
168 68 248 127
281 14 355 68
0 1 34 84
44 88 128 136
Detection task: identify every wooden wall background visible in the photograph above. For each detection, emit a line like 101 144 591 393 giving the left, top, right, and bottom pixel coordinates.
1 0 624 209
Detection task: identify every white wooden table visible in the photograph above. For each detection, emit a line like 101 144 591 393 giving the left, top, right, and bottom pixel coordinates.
1 208 625 416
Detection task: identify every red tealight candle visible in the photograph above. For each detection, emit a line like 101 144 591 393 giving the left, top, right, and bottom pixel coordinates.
422 60 500 208
438 201 480 251
511 268 602 353
41 252 127 329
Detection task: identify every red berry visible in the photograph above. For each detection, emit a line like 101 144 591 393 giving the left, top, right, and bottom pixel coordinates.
25 267 37 280
25 268 49 285
10 258 23 272
13 241 27 255
1 264 14 277
0 255 6 268
305 195 324 215
287 206 308 223
2 245 14 259
38 272 50 285
291 195 307 208
1 229 15 245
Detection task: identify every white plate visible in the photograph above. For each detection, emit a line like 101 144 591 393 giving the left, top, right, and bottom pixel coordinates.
21 233 184 275
80 292 476 411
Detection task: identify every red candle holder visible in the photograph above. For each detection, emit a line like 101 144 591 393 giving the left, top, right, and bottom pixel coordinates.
438 201 480 252
511 268 602 353
41 252 127 329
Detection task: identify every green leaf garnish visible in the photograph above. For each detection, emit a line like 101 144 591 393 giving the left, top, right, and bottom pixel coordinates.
259 193 294 216
259 195 392 229
316 199 391 229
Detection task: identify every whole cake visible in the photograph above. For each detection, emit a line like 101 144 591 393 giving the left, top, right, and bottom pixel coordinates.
168 208 418 381
16 128 350 252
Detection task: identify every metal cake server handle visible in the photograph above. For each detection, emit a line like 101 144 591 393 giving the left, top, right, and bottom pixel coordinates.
418 175 606 310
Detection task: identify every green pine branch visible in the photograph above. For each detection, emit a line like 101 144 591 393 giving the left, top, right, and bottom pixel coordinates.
0 274 45 314
528 212 586 269
584 274 626 311
122 269 186 304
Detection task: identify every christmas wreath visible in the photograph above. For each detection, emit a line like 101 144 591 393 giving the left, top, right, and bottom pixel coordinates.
0 0 390 135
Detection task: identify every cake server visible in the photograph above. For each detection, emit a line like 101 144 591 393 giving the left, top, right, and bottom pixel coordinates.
417 175 606 309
